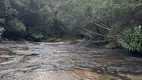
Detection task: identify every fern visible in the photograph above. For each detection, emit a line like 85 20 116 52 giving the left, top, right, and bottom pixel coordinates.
117 26 142 52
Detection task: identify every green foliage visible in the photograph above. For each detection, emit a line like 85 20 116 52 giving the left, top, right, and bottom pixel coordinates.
117 26 142 52
7 19 25 32
2 19 26 40
0 0 142 44
26 33 44 42
56 0 142 39
107 23 122 49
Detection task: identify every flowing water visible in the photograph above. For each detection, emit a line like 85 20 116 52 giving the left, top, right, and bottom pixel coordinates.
0 39 142 80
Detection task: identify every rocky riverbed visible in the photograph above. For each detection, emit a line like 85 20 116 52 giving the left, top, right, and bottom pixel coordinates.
0 39 142 80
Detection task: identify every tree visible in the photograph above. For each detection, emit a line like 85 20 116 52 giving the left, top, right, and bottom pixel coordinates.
2 19 26 40
0 0 141 44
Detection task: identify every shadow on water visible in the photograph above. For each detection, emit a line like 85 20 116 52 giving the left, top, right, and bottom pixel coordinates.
129 51 142 58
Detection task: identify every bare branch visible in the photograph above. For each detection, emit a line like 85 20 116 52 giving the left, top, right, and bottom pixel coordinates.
92 22 110 31
84 28 108 38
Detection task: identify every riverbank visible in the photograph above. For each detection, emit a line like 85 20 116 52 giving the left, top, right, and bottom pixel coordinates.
0 39 142 80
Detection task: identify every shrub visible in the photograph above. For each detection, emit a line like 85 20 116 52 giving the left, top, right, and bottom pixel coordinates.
8 19 26 32
117 26 142 52
26 32 44 42
2 19 26 40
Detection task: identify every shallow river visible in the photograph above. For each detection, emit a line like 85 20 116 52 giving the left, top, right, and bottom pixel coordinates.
0 39 142 80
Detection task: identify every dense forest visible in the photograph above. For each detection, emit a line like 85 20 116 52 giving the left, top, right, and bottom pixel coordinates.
0 0 142 52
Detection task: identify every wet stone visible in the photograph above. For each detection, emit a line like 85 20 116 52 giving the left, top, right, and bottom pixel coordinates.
0 40 142 80
22 55 38 63
0 49 15 64
0 57 11 63
0 69 120 80
95 55 127 65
